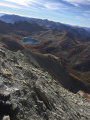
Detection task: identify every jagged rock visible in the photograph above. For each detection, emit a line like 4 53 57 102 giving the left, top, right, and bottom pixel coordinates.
19 98 28 107
0 45 90 120
0 50 5 58
10 103 19 116
1 68 12 77
6 87 20 96
2 115 10 120
0 100 19 116
0 90 19 117
0 91 10 101
34 84 55 111
0 78 4 88
0 100 12 115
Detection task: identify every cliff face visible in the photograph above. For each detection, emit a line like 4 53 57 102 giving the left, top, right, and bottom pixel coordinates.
0 45 90 120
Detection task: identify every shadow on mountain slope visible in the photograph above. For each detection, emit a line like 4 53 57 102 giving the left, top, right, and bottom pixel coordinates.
23 50 90 94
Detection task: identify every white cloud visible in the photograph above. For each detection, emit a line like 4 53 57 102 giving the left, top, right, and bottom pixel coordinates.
0 10 16 17
63 0 90 6
0 10 13 14
5 0 42 6
44 2 68 10
0 1 43 12
0 2 22 9
5 0 69 11
44 3 59 10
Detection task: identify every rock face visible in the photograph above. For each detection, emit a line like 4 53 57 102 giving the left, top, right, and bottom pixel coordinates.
3 115 10 120
0 45 90 120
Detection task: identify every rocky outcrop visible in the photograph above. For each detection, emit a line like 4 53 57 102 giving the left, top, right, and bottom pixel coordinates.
0 45 90 120
3 116 10 120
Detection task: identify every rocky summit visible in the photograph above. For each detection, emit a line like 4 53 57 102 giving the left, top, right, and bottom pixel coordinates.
0 45 90 120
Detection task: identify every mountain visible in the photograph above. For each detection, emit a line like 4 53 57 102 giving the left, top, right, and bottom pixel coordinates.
21 29 90 86
0 20 13 34
0 14 90 37
0 20 46 35
0 13 90 120
74 25 90 32
83 27 90 32
0 14 29 23
0 20 90 87
0 45 90 120
0 13 5 16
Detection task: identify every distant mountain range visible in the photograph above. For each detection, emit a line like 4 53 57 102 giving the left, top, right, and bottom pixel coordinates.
83 27 90 32
0 14 90 37
0 13 5 16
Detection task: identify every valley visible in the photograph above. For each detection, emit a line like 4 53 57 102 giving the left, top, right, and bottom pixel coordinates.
0 15 90 91
0 14 90 120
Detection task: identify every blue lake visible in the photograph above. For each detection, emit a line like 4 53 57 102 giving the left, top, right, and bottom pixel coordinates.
22 37 40 44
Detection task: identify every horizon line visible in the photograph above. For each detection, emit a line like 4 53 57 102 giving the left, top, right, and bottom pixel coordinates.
0 12 90 28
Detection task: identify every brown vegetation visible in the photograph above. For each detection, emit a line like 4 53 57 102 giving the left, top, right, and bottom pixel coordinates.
0 20 90 94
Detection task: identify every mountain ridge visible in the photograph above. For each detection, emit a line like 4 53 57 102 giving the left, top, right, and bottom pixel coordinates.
0 14 90 37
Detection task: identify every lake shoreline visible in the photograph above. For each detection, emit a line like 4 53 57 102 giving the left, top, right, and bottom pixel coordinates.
22 37 40 44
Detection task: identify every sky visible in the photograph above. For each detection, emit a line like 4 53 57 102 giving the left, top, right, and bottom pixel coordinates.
0 0 90 27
